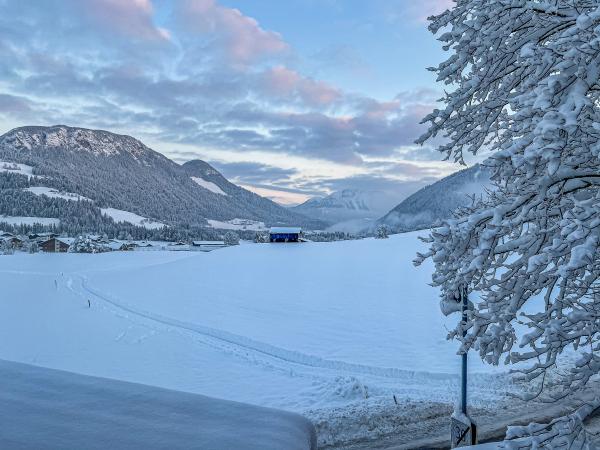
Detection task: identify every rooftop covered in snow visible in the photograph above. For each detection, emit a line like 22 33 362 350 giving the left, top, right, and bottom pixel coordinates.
269 227 302 234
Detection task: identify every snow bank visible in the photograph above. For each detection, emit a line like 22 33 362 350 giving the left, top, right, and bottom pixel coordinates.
0 359 316 450
101 208 165 229
191 176 228 195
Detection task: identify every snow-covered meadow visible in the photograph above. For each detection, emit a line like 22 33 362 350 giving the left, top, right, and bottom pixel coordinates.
0 232 517 446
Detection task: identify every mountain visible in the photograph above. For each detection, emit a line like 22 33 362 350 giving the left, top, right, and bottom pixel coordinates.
0 125 324 236
292 189 400 230
180 159 317 228
376 164 492 233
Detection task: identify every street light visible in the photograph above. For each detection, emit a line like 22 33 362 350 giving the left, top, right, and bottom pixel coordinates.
451 286 477 448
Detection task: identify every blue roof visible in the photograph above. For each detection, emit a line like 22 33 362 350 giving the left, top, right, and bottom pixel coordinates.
269 227 301 234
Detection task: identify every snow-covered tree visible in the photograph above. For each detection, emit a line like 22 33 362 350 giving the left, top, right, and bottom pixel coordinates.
415 0 600 445
69 235 110 253
1 239 14 255
25 240 38 254
223 231 240 246
254 232 268 243
375 224 389 239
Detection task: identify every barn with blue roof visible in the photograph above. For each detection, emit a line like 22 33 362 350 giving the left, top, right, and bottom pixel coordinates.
269 227 302 243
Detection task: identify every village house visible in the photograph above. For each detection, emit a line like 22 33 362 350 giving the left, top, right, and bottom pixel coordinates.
40 237 74 253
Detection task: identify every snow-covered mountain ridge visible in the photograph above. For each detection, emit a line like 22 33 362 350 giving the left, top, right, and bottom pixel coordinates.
4 125 152 158
376 164 492 233
293 189 401 228
0 125 324 234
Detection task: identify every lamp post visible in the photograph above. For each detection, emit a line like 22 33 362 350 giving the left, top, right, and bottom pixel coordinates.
451 286 477 448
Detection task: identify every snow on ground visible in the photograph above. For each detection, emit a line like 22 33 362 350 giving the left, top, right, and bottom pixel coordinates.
0 161 34 178
0 359 316 450
0 232 524 447
0 215 60 226
207 218 267 231
25 186 91 202
101 207 165 229
191 176 228 195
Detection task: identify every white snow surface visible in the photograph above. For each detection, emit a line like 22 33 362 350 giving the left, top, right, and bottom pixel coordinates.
0 215 60 226
0 232 518 446
0 161 34 178
101 208 165 229
191 176 228 195
26 186 91 202
0 359 316 450
207 218 267 231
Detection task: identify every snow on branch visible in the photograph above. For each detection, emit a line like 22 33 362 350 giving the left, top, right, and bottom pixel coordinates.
415 0 600 401
502 398 600 449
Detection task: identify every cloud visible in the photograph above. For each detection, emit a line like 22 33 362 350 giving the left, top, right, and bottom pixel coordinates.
259 66 341 106
0 0 450 204
0 94 33 116
177 0 288 65
80 0 170 41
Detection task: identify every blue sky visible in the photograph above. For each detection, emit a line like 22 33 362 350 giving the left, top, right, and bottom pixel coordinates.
0 0 455 205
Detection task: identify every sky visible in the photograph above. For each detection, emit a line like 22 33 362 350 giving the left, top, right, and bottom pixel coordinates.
0 0 457 205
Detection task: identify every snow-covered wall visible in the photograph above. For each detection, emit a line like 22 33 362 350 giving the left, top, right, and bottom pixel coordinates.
0 359 317 450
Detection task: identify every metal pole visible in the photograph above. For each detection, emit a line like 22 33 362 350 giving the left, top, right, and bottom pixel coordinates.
461 288 468 415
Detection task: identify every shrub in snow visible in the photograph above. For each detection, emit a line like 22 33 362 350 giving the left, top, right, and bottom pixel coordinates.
223 231 240 246
416 0 600 446
375 224 389 239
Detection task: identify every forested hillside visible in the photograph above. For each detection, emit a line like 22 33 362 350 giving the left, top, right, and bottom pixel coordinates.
0 125 323 238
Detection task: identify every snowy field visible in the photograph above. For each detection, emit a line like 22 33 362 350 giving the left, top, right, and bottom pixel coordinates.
207 218 267 231
100 207 165 229
0 161 34 178
25 186 91 202
0 232 520 447
0 215 60 226
191 176 228 195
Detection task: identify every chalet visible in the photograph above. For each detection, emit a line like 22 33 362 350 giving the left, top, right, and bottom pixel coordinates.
269 227 302 243
120 242 138 251
40 237 74 253
2 235 23 249
106 241 137 251
192 240 226 252
29 232 57 241
134 241 154 249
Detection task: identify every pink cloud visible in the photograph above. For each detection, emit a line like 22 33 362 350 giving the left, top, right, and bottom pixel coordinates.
179 0 288 65
82 0 170 41
262 66 341 106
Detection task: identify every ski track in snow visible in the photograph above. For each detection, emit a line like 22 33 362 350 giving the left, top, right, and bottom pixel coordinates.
72 275 453 382
0 253 522 449
60 272 513 412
